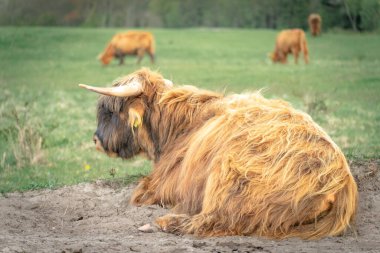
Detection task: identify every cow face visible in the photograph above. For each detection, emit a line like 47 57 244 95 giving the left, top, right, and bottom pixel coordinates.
270 51 286 64
79 75 146 159
99 53 113 65
98 44 115 65
80 68 174 160
270 52 279 63
94 95 144 159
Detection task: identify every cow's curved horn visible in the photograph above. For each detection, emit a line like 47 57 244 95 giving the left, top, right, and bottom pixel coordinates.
79 80 142 97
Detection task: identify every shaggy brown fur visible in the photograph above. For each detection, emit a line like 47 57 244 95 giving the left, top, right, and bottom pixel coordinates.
88 68 357 239
308 14 322 37
271 29 309 64
98 31 155 65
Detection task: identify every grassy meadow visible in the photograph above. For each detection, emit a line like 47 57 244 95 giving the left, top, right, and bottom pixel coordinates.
0 27 379 193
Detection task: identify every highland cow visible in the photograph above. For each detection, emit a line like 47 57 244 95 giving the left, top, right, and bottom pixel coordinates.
79 68 357 239
271 29 309 64
308 14 322 37
98 31 155 65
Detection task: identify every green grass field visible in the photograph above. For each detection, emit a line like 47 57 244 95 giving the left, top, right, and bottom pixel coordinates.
0 27 379 193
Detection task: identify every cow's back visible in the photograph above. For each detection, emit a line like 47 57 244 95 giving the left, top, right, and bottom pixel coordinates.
110 31 155 54
276 29 304 51
177 92 356 238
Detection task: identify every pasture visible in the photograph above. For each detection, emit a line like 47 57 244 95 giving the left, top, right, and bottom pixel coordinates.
0 27 379 193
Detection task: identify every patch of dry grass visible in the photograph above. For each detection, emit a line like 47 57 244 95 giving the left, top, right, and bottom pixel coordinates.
0 101 44 169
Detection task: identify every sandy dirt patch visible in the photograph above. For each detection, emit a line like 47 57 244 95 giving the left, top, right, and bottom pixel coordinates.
0 160 379 253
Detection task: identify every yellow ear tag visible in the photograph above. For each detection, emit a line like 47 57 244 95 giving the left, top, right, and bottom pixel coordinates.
133 116 142 128
129 108 142 131
133 114 142 128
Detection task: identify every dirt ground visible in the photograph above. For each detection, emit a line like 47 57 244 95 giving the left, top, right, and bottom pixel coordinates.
0 160 379 253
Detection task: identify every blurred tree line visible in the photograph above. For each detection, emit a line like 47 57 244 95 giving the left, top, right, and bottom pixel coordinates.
0 0 379 31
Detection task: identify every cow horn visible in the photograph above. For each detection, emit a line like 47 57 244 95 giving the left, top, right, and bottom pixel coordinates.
79 80 142 97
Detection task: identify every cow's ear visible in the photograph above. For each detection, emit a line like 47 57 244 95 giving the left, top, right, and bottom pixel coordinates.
129 108 142 128
128 103 144 129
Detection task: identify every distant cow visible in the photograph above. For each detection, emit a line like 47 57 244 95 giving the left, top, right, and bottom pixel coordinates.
98 31 155 65
270 29 309 64
80 68 357 239
308 14 322 37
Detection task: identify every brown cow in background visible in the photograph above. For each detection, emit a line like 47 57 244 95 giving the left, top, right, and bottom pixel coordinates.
308 14 322 36
79 68 357 240
98 31 155 65
270 29 309 64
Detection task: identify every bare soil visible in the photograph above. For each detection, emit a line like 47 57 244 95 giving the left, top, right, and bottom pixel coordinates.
1 160 379 253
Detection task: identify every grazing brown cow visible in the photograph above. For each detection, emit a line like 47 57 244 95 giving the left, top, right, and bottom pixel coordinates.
271 29 309 64
308 14 322 37
79 68 357 239
98 31 155 65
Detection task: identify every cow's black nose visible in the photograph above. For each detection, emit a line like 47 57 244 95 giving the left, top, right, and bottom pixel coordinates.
93 135 97 144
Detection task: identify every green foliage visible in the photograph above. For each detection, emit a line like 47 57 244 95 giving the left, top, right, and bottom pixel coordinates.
0 27 379 193
360 0 380 30
0 0 379 31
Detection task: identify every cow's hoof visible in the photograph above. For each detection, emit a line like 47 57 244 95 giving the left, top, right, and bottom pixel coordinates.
156 214 189 234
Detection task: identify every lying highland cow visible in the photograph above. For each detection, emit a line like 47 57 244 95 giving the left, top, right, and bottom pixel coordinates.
79 68 357 239
98 31 155 65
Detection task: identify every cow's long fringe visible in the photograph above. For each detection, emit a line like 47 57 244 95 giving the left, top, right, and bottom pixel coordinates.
124 69 357 239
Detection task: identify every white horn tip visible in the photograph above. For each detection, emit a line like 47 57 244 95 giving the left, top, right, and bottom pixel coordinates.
79 84 98 92
79 84 90 89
